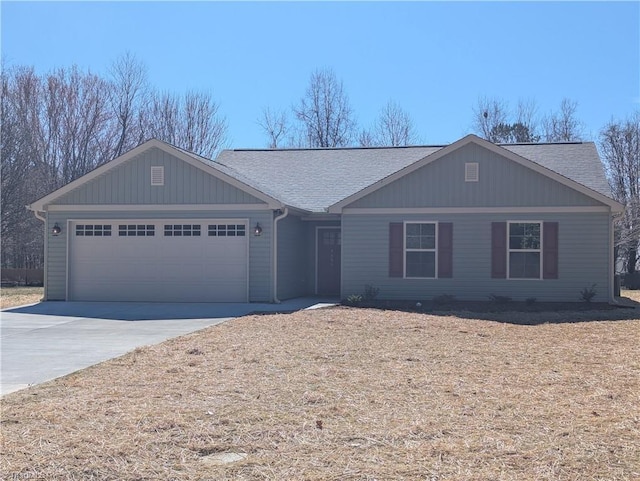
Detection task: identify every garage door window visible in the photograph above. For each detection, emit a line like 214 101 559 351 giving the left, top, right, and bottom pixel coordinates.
208 224 246 237
164 224 202 237
76 225 112 237
119 224 155 237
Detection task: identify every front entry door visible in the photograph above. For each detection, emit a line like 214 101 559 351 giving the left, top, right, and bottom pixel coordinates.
317 228 341 296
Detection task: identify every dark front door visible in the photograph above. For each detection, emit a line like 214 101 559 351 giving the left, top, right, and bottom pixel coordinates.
317 228 341 296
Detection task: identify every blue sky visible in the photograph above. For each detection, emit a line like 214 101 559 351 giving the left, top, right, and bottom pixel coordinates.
2 1 639 148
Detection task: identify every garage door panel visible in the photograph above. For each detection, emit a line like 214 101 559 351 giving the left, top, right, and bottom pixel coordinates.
69 220 248 302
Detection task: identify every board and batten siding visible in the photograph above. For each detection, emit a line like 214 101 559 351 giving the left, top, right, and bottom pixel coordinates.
341 212 611 302
50 148 264 206
44 210 273 302
348 143 604 209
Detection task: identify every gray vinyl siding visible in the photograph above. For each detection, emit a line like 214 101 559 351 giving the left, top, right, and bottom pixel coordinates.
51 148 264 206
276 215 308 300
342 212 611 302
349 143 604 209
44 210 273 302
276 218 341 299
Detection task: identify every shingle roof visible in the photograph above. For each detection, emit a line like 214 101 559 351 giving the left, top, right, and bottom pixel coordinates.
216 146 441 212
213 139 613 212
501 142 612 199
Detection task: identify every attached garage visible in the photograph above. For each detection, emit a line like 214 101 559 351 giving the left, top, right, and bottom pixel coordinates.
68 219 249 302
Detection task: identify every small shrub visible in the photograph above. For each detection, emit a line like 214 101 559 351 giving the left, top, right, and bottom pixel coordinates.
580 284 597 303
489 294 512 304
525 297 537 305
363 284 380 301
432 294 456 305
345 294 363 306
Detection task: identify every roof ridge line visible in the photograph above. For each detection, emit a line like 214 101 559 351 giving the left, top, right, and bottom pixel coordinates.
228 144 448 152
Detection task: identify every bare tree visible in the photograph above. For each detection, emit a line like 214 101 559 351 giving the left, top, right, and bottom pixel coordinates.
472 96 508 142
293 68 355 147
542 98 584 142
258 107 289 148
600 112 640 274
472 96 540 143
1 58 230 269
108 52 149 158
1 66 50 268
515 98 540 141
146 90 227 158
357 128 376 147
373 100 417 146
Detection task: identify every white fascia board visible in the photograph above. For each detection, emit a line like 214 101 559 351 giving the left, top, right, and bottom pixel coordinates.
328 134 623 214
342 206 612 215
47 203 272 212
28 139 284 212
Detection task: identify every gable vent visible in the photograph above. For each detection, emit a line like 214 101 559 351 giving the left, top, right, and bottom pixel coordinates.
465 162 479 182
151 166 164 186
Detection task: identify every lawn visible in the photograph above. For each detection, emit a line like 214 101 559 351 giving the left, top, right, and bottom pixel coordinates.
1 306 639 480
0 286 43 309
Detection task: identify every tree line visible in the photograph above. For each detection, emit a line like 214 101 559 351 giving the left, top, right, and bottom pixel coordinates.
1 61 638 276
1 54 227 269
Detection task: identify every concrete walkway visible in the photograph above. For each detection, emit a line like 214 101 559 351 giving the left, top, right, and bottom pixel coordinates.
0 298 336 396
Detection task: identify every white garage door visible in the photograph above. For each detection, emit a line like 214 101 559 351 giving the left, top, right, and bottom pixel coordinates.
68 220 248 302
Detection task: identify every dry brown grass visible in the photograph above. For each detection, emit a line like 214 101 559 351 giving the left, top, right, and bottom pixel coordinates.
621 289 640 304
1 307 639 480
0 286 43 309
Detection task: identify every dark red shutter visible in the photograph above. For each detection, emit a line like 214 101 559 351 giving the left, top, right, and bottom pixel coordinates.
491 222 507 279
389 223 404 277
543 222 559 279
438 222 453 278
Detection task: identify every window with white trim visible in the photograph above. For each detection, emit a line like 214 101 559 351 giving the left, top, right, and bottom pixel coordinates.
76 224 112 237
405 222 437 278
508 222 541 279
164 224 201 237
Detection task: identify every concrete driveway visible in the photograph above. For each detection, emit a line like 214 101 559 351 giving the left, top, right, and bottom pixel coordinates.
0 298 335 396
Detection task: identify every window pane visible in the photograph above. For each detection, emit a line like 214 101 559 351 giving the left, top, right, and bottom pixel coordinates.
420 224 435 236
509 223 540 250
406 235 421 249
509 223 525 236
509 252 540 279
406 251 436 278
420 235 435 249
406 223 436 249
406 224 420 236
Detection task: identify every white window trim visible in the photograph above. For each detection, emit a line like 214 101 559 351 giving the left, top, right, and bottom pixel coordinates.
507 220 543 280
403 221 438 279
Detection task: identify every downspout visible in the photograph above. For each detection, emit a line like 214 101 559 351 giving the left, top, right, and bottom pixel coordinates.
32 209 47 301
610 210 624 304
272 207 289 303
